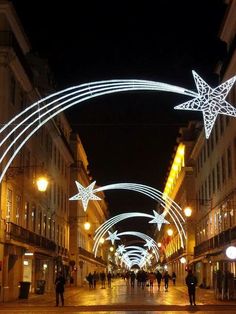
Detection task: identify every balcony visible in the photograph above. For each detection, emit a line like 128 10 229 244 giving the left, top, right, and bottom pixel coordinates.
194 227 236 256
6 222 56 252
78 246 107 266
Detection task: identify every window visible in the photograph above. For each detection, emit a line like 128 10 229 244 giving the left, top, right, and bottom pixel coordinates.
212 168 216 193
24 202 29 229
227 146 232 178
208 174 211 197
221 155 226 183
31 205 36 232
7 188 13 221
216 162 221 190
43 214 47 237
15 194 21 225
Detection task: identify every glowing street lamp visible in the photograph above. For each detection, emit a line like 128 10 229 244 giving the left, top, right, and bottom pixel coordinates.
109 246 114 252
184 206 192 217
226 246 236 259
36 176 49 192
167 228 173 236
180 257 187 264
157 242 162 248
84 221 91 231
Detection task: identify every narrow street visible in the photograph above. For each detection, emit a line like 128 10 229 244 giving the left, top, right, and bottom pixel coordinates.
0 278 235 313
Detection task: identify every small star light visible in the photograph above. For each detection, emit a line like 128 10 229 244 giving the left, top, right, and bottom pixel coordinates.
69 181 101 211
116 244 126 255
174 71 236 139
106 230 120 245
144 239 154 250
149 210 170 231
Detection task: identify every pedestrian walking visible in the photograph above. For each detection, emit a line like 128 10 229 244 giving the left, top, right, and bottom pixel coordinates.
163 271 171 291
130 271 136 288
148 272 156 289
172 271 177 285
93 271 99 288
185 269 198 306
55 271 66 307
107 271 112 288
86 272 94 288
100 271 106 288
156 270 162 291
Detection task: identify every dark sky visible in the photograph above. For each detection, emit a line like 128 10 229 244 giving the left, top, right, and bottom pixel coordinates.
12 1 226 232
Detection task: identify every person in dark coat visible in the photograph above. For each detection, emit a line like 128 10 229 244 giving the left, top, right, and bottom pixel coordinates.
185 269 198 306
172 271 177 285
156 270 162 291
163 271 171 291
55 271 66 306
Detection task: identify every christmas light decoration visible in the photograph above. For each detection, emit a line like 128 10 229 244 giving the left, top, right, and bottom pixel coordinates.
69 181 101 210
92 210 183 258
174 71 236 139
1 73 234 182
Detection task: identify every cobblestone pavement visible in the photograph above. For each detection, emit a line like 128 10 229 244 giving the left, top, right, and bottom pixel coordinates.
0 278 236 313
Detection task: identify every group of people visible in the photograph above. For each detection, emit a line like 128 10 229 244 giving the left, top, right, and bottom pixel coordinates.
86 271 112 289
123 270 177 291
54 268 198 307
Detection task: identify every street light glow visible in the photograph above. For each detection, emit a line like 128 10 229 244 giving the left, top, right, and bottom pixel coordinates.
36 176 49 192
184 207 192 217
226 246 236 259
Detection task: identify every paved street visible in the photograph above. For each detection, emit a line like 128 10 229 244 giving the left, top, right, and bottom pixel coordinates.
0 278 236 313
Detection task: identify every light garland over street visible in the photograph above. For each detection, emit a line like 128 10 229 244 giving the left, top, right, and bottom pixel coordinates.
0 72 235 183
174 71 236 138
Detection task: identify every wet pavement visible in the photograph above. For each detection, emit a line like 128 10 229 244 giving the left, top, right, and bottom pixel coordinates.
1 278 236 313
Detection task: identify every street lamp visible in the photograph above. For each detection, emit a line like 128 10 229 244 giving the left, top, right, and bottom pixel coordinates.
226 246 236 259
180 257 187 264
167 228 173 236
84 221 91 231
184 206 192 217
36 176 49 192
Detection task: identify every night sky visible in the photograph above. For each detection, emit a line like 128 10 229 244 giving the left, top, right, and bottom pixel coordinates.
12 1 226 233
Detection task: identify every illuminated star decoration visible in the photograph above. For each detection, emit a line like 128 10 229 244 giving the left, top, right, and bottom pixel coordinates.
148 210 170 231
106 230 120 245
69 181 101 211
116 244 126 255
144 239 154 250
174 70 236 139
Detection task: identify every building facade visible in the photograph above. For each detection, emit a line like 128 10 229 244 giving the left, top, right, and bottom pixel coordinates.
161 0 236 296
0 0 109 301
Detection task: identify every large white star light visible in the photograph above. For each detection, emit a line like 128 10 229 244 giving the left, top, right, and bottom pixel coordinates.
106 230 121 245
116 244 126 255
144 239 154 250
148 210 170 231
69 181 101 211
174 71 236 139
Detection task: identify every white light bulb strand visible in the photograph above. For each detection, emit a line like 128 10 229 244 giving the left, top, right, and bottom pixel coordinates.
93 183 186 244
0 78 199 183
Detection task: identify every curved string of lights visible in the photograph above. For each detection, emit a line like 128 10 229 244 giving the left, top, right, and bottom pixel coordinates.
93 212 166 258
116 245 153 269
107 230 159 261
0 79 197 183
74 182 187 256
1 72 235 182
93 182 186 234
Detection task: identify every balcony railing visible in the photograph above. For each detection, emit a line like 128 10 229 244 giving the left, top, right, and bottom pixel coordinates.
6 222 56 252
194 226 236 256
78 246 107 266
